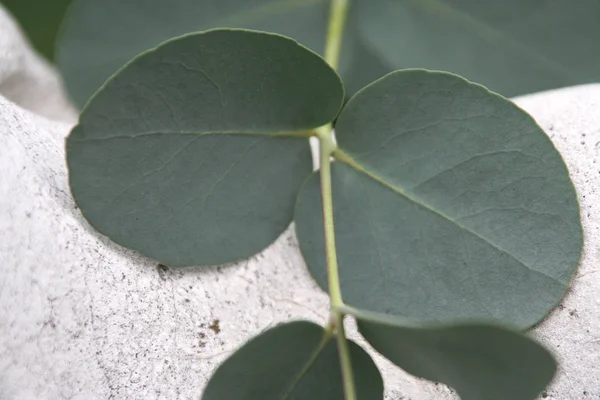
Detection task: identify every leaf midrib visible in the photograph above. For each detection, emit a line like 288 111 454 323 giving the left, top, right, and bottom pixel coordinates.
281 334 333 399
68 128 314 142
333 149 563 286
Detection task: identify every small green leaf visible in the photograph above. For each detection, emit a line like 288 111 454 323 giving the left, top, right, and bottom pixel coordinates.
203 321 383 399
295 69 582 328
57 0 330 107
67 29 343 267
351 309 556 400
356 0 600 97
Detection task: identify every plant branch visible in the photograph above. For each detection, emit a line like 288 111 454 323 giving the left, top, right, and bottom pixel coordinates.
317 130 357 400
335 313 356 399
318 132 343 306
319 1 354 398
324 0 350 70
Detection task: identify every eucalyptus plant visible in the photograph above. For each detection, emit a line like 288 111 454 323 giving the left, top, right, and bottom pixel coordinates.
54 0 600 108
61 0 585 399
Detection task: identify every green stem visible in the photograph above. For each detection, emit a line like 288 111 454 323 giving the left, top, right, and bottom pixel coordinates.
318 132 342 306
318 130 357 400
334 313 356 399
324 0 350 70
319 1 354 399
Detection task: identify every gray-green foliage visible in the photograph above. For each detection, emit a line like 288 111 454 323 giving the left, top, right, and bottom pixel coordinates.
203 321 383 399
295 70 581 328
354 309 556 400
57 0 329 107
57 0 600 107
66 28 582 398
67 30 342 267
355 0 600 96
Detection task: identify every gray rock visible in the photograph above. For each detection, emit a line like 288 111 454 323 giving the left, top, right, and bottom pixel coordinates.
0 6 76 123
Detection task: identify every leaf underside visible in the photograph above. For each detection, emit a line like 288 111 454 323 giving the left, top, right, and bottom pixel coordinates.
295 69 582 328
203 321 383 399
57 0 600 106
67 29 344 267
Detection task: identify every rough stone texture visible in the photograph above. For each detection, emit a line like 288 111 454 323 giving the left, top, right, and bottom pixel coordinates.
520 86 600 400
0 94 420 400
0 6 76 124
0 93 427 399
1 6 599 400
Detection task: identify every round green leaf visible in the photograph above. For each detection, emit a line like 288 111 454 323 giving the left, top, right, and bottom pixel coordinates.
295 70 582 328
57 0 330 107
356 0 600 97
67 29 343 267
352 309 556 400
203 321 383 399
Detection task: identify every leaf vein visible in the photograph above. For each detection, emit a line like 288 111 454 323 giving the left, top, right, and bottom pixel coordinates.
334 150 563 286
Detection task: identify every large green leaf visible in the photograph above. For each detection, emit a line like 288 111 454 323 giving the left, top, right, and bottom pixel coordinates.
351 308 556 400
67 29 343 267
57 0 600 107
56 0 330 107
295 69 582 328
356 0 600 97
1 0 72 60
203 321 383 399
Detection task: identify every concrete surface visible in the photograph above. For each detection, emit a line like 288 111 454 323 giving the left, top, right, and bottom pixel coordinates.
0 5 598 399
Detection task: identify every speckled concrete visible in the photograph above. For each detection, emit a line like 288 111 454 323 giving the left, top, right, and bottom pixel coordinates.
517 86 600 400
0 5 598 400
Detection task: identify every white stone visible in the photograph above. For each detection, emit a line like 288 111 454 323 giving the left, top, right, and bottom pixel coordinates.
0 6 77 123
0 6 598 399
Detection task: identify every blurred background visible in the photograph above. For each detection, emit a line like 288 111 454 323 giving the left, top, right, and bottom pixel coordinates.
1 0 72 60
